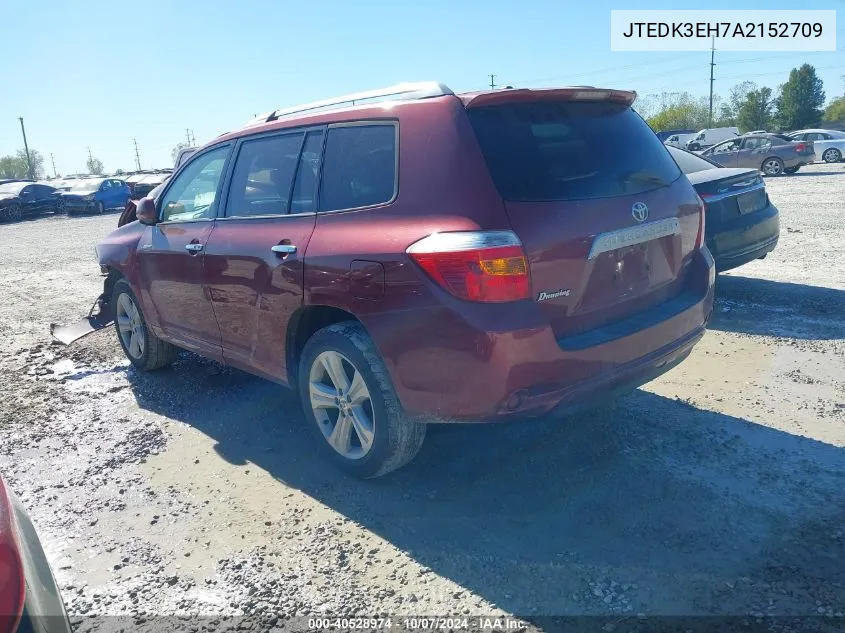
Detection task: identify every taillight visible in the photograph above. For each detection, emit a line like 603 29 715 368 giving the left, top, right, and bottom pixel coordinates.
794 142 807 153
0 477 24 633
406 231 531 302
694 195 706 249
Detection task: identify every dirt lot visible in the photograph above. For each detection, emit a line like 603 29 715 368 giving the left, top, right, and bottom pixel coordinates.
0 163 843 631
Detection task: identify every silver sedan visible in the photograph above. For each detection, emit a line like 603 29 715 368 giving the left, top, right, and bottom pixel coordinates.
787 129 845 163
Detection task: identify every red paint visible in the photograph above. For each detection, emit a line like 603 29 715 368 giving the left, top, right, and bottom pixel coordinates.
95 88 715 422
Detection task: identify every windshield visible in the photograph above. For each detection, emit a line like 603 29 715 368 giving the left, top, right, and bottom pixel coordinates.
71 180 102 191
667 146 720 173
0 182 28 195
467 101 681 201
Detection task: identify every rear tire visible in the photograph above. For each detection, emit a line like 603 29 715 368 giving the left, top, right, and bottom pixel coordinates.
112 279 178 371
822 148 842 163
761 157 784 176
298 321 426 478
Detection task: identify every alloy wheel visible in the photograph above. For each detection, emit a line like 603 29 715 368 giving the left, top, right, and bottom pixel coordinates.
762 159 783 176
6 205 22 222
822 148 841 163
308 350 375 460
116 293 145 359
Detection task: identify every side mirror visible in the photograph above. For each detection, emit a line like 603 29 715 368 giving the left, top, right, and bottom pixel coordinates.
136 197 158 225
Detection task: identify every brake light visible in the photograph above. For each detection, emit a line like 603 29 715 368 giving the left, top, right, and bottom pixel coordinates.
694 196 706 249
794 142 807 153
406 231 531 302
0 477 24 633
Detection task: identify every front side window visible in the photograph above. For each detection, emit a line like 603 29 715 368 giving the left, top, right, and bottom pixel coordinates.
713 139 741 154
226 133 304 218
319 124 396 212
160 146 229 222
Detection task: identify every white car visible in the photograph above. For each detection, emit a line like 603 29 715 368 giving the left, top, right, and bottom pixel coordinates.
664 132 697 148
787 129 845 163
685 127 740 151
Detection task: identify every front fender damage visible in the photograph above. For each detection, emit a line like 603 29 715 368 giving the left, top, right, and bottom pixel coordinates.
49 271 118 345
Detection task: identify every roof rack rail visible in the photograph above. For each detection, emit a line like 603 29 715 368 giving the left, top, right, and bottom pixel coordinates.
245 81 454 127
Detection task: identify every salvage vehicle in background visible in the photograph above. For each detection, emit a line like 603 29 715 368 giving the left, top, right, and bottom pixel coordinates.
130 172 170 200
0 181 63 222
0 474 73 633
61 178 130 215
701 133 815 175
56 82 715 477
787 129 845 163
668 146 778 272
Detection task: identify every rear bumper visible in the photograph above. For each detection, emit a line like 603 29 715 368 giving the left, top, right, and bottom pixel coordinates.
707 202 779 272
377 248 715 422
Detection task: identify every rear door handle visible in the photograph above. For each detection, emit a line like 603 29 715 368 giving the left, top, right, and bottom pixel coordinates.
185 243 204 253
271 244 297 255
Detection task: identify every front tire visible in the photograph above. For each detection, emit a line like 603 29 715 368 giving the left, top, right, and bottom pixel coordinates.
822 148 842 163
761 157 784 176
96 201 105 215
298 322 426 478
3 204 23 222
112 279 178 371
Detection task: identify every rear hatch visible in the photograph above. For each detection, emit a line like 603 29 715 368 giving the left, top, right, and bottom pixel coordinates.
465 90 702 339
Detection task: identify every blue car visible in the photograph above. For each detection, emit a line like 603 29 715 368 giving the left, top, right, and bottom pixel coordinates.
61 178 130 215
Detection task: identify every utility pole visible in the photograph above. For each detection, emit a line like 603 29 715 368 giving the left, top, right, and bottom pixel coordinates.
185 128 192 145
50 153 57 177
18 117 34 180
87 146 93 162
489 74 496 90
133 139 141 171
708 36 716 127
190 130 196 145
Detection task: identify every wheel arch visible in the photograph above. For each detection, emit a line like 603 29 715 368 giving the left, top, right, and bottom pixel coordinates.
286 305 363 386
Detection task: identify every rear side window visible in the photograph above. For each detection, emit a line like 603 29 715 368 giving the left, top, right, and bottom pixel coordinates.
319 124 396 211
226 133 304 218
467 102 681 201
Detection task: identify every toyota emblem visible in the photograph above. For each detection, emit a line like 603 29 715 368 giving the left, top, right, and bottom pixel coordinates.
631 202 649 223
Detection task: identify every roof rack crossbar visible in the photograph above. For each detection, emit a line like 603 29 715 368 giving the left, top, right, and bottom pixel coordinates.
246 81 453 126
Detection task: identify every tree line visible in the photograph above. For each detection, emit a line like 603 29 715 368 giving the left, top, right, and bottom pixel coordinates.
0 149 105 180
635 64 843 133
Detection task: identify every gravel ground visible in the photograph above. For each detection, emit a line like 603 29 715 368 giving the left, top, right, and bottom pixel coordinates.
0 163 843 632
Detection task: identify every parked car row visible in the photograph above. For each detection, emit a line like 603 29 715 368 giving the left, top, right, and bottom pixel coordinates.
0 178 132 222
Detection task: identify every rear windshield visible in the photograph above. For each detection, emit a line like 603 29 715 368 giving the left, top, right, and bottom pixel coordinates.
467 101 681 201
667 146 719 174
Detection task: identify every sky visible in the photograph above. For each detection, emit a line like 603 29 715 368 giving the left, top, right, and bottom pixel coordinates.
1 0 842 176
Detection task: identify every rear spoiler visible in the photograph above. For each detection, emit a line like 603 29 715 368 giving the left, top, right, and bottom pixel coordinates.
460 88 637 109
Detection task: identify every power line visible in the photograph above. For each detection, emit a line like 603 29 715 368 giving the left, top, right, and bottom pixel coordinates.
709 36 716 127
133 139 141 171
17 118 33 180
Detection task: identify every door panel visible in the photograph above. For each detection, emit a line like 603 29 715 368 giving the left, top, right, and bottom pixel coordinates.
203 128 323 381
137 222 222 357
134 144 232 358
204 216 317 380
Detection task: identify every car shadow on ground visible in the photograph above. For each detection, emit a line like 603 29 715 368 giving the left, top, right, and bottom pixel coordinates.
789 168 844 177
127 357 845 617
711 275 845 340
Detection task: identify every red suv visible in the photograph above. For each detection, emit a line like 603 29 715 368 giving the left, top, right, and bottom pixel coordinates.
92 82 715 477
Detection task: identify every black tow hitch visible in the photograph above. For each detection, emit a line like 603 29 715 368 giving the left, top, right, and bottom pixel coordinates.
50 292 113 345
